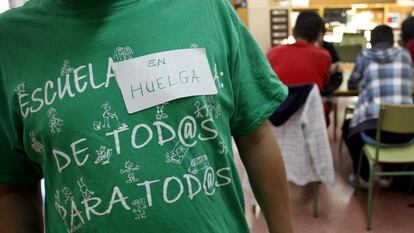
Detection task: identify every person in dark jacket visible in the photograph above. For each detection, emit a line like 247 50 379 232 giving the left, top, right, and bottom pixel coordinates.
400 16 414 61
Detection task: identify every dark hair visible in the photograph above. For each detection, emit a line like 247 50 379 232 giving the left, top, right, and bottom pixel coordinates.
370 25 394 46
401 16 414 43
293 11 324 43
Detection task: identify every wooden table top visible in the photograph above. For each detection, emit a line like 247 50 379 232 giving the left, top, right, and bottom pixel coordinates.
331 89 359 97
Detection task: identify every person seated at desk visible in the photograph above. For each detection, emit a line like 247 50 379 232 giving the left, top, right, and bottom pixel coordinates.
401 16 414 62
267 11 331 91
320 26 343 96
342 25 414 188
267 11 332 124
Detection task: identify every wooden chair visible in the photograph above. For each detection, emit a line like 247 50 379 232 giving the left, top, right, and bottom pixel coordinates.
355 104 414 230
271 84 335 218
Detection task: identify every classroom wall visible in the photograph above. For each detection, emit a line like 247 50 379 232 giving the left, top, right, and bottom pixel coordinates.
247 0 272 53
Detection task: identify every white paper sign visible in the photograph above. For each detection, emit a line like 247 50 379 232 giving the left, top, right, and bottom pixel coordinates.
113 48 218 114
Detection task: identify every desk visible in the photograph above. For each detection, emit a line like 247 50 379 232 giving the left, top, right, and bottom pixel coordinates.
331 89 359 97
332 89 414 97
329 91 355 142
331 67 357 97
329 69 355 141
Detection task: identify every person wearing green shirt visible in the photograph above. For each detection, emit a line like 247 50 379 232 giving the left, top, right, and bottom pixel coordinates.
0 0 293 232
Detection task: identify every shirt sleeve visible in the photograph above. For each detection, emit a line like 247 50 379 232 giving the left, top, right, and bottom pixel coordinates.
348 52 365 90
322 51 332 86
0 69 42 186
323 41 340 63
225 3 288 137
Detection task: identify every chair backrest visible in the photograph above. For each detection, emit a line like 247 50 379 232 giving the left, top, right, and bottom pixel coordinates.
378 104 414 134
269 83 313 126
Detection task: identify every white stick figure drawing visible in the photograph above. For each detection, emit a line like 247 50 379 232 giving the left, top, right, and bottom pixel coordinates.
70 223 83 233
187 155 209 175
165 142 189 164
190 43 200 48
131 198 147 220
120 161 140 183
117 123 129 131
155 103 168 121
194 101 207 118
54 191 68 226
60 187 84 232
92 121 102 131
29 131 45 155
47 107 64 134
194 96 221 119
60 60 74 77
114 46 134 62
14 82 26 97
213 63 225 88
62 187 74 204
55 191 62 211
206 96 221 119
94 146 113 165
101 102 119 129
77 177 95 200
217 140 228 155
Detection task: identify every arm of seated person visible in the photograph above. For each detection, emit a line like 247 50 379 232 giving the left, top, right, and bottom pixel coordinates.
0 183 43 233
235 121 294 233
348 55 365 90
329 62 342 74
322 62 343 96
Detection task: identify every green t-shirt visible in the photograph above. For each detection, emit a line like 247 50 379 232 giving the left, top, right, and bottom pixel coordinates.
0 0 288 232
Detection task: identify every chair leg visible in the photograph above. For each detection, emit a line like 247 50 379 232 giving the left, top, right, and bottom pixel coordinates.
355 150 364 195
339 105 352 157
333 101 338 142
367 164 375 230
313 182 320 218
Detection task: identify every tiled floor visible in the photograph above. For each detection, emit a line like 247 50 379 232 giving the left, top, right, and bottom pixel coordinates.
245 98 414 233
